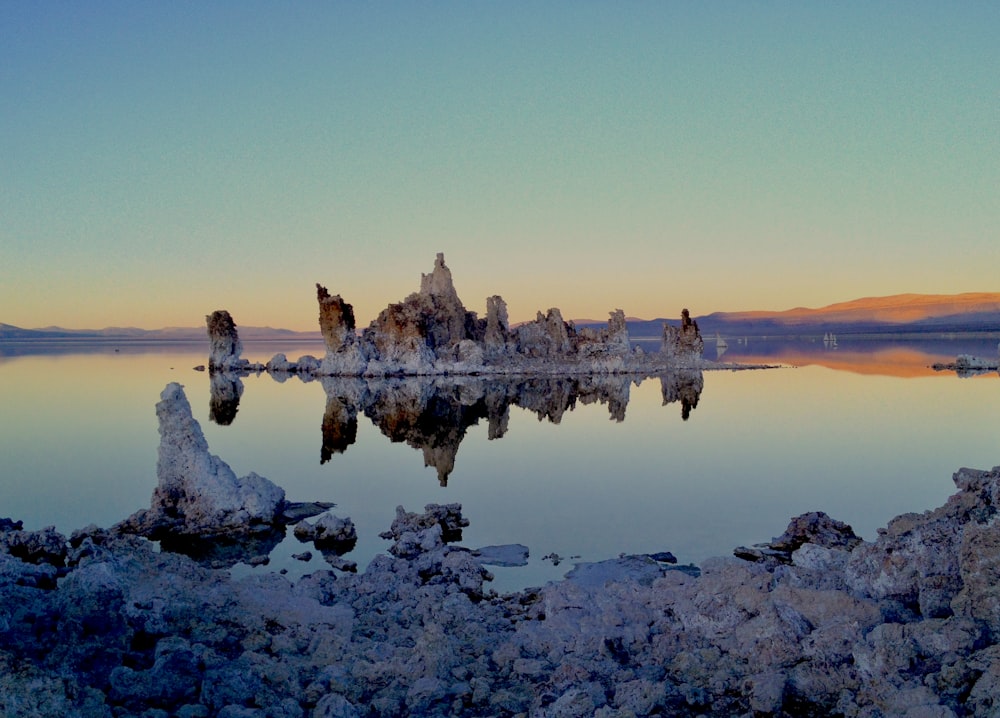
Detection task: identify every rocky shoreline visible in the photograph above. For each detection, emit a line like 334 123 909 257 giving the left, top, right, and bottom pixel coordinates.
3 381 1000 717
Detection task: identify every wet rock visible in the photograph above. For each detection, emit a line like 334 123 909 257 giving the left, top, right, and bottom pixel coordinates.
379 503 470 545
293 513 357 549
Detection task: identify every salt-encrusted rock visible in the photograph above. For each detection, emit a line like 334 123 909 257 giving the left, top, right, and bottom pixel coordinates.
206 310 250 372
119 383 285 538
380 503 470 544
515 308 574 358
293 513 357 547
576 309 631 358
661 308 704 366
265 352 296 373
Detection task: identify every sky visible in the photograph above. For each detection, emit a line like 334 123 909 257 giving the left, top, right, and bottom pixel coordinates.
2 2 998 331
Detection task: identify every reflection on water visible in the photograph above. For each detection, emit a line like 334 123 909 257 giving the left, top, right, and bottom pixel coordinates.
208 371 244 426
2 337 998 592
212 371 706 485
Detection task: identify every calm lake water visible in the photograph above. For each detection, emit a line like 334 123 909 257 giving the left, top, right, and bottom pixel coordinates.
1 336 998 593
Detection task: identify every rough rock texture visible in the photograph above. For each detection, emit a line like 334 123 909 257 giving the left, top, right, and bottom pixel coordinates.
661 308 704 365
735 511 864 566
206 310 249 372
6 465 1000 716
293 513 357 548
514 308 575 358
118 383 285 539
483 294 514 358
317 284 357 353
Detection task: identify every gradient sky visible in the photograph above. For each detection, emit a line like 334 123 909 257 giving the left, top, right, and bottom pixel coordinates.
2 2 998 331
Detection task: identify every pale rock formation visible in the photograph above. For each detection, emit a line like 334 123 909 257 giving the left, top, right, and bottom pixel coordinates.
379 503 470 545
121 383 285 538
205 310 249 371
304 254 705 375
661 307 704 366
576 309 631 358
483 294 514 357
515 308 574 358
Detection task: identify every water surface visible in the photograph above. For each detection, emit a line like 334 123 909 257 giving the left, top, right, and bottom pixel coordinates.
1 338 997 592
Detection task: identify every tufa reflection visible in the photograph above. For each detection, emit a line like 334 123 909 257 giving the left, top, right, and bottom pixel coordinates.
315 373 704 484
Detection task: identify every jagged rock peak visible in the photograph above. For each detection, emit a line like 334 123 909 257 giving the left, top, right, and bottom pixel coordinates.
419 252 461 302
316 283 356 352
661 308 704 365
138 382 285 536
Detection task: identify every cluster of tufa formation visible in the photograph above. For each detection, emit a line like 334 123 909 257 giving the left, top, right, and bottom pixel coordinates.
206 253 706 377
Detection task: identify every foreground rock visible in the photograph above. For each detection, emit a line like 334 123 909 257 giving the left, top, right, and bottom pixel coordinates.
117 383 286 542
5 462 1000 715
115 383 327 567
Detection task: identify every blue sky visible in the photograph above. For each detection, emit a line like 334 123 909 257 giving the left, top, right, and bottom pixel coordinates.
2 2 997 330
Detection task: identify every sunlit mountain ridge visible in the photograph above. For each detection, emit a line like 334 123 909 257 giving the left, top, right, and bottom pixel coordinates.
4 293 1000 341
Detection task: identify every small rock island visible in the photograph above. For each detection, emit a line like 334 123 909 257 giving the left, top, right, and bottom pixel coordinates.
208 253 706 377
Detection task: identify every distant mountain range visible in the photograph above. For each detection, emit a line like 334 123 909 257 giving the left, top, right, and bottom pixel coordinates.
619 292 1000 338
4 292 1000 342
0 323 322 342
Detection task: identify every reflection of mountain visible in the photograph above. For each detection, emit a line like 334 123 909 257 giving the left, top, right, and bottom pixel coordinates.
317 374 703 484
